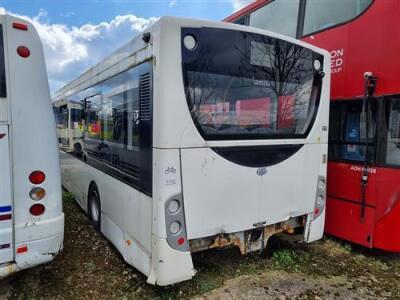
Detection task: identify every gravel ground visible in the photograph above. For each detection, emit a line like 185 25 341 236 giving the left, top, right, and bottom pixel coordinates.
1 196 400 299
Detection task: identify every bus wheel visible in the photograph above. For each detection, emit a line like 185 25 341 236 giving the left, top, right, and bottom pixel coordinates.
88 184 101 231
74 143 82 158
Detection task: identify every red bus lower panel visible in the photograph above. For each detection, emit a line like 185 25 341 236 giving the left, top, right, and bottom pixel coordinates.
325 197 375 248
373 201 400 252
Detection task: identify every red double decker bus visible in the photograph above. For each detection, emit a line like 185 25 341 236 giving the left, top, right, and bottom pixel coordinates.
226 0 400 252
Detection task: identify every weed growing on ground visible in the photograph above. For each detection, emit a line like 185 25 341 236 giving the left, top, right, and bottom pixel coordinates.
83 260 96 273
62 191 75 202
343 243 352 252
272 249 310 272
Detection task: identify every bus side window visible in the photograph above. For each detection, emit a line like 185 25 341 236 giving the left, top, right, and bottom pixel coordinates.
303 0 373 36
385 98 400 166
329 101 376 163
85 94 102 139
126 86 140 148
343 106 364 161
249 0 300 38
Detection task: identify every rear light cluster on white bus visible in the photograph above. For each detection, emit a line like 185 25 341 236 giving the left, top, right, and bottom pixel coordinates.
28 171 46 216
165 195 188 251
13 22 31 58
12 22 28 31
313 176 326 220
17 46 30 58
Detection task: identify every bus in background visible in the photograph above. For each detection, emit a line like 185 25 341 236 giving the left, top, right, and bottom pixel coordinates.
53 16 330 285
226 0 400 252
0 15 64 278
53 98 84 156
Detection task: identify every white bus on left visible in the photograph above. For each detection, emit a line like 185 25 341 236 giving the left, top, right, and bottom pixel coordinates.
0 15 64 278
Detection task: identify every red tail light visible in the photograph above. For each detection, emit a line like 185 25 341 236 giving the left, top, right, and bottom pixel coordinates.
29 204 45 216
17 46 30 58
29 171 46 184
13 22 28 31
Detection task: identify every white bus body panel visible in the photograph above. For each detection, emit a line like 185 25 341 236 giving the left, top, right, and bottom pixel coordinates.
0 126 13 263
0 15 64 277
180 144 324 239
60 151 152 276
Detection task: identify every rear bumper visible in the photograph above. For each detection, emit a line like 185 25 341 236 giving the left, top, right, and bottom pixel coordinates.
147 235 195 286
0 213 64 279
190 214 309 255
15 213 64 243
304 210 326 243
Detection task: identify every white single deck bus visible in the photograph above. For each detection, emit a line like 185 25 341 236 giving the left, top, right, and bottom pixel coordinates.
53 98 84 156
0 15 64 278
53 17 330 285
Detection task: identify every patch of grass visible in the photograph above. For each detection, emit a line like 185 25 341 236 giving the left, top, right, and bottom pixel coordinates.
343 243 352 252
272 249 297 267
62 191 75 202
198 278 219 294
83 260 96 273
271 249 310 272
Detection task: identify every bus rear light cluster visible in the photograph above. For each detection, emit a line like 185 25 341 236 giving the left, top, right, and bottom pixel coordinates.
29 171 46 184
167 199 180 214
17 46 30 58
13 22 28 31
28 171 46 216
169 221 181 235
29 187 46 201
313 176 326 220
177 237 185 246
165 195 188 251
29 203 45 216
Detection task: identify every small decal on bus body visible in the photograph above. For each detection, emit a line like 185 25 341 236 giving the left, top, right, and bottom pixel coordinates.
350 165 377 174
164 166 177 186
256 167 267 176
0 206 12 222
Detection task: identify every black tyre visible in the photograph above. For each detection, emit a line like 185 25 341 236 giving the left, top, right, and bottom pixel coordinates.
88 184 101 231
74 143 83 158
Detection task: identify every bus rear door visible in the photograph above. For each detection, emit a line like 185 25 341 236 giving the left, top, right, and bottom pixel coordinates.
0 125 13 264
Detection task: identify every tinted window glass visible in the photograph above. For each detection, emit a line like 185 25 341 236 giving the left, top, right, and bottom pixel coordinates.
303 0 372 36
55 104 68 128
85 94 102 139
64 62 152 195
182 27 324 140
386 98 400 166
234 17 248 25
249 0 300 38
329 100 376 162
84 69 140 145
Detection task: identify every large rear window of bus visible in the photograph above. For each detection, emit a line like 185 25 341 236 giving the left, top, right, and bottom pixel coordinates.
0 25 6 98
181 27 323 140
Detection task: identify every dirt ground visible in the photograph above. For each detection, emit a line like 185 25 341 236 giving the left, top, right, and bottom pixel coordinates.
1 195 400 300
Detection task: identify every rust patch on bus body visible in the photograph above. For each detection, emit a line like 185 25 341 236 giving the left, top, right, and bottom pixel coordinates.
189 215 306 255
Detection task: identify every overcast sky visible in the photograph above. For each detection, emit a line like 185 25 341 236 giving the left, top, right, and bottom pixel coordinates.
0 0 253 93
